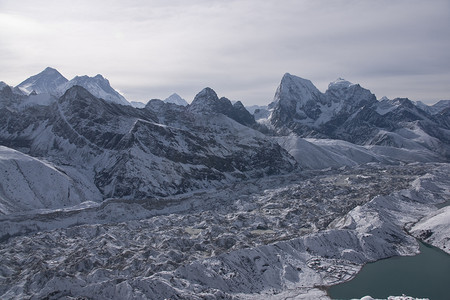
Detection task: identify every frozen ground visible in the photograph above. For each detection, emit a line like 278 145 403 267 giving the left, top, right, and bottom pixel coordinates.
0 163 449 299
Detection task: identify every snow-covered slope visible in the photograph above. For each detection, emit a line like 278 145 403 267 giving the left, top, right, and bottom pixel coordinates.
275 134 444 170
57 74 129 105
0 146 97 214
410 206 450 254
16 67 68 95
275 135 380 169
14 67 130 105
246 104 268 115
415 100 450 115
264 73 450 161
130 101 147 108
408 169 450 254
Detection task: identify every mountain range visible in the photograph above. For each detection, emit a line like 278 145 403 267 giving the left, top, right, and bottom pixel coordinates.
14 67 129 105
1 68 450 299
1 68 450 213
265 73 450 159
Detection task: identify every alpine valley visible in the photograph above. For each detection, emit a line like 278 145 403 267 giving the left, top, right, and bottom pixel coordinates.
0 68 449 299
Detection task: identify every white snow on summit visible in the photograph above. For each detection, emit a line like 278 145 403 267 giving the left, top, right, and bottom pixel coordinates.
273 73 324 107
14 68 130 105
164 93 188 106
58 74 130 105
327 77 355 89
16 67 68 95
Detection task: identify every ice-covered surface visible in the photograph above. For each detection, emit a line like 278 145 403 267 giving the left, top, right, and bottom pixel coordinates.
0 163 448 299
415 99 450 115
275 135 443 170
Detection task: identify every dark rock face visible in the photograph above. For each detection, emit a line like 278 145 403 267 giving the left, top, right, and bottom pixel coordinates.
0 85 296 199
189 88 256 126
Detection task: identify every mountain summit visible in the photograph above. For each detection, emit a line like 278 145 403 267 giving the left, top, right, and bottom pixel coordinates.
16 67 68 95
268 73 377 135
189 87 255 126
15 68 129 105
57 74 129 105
164 93 188 106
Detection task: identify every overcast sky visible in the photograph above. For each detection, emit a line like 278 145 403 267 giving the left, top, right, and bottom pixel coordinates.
1 0 449 105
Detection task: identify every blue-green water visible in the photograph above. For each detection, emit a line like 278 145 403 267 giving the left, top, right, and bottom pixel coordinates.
327 241 450 300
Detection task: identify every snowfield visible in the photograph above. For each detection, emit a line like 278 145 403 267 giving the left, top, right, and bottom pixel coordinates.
0 163 448 299
0 146 98 214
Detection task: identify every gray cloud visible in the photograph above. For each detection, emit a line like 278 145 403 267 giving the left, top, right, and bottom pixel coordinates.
1 0 449 105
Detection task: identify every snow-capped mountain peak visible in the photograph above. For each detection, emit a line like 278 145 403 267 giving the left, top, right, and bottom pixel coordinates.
164 93 188 106
273 73 325 107
188 87 220 112
58 74 130 106
14 68 130 106
187 87 256 126
327 77 354 89
325 77 376 106
16 67 68 95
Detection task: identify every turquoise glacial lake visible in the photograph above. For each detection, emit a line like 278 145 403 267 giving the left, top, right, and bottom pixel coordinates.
327 241 450 300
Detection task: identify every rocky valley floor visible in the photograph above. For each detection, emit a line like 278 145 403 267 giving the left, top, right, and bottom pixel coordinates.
1 162 449 299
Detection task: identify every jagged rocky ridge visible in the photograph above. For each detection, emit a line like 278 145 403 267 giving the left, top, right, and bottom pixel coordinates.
267 73 450 160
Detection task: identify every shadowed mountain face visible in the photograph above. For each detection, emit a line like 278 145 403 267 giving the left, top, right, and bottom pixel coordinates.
188 87 256 127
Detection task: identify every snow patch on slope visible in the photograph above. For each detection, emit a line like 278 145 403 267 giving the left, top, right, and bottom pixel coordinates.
410 206 450 254
0 146 96 214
